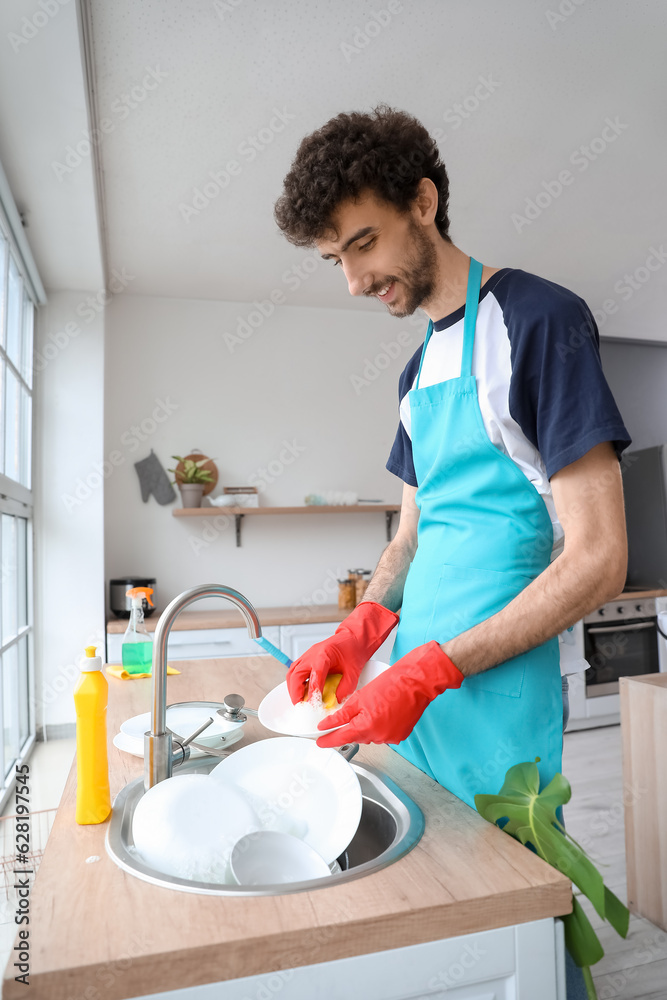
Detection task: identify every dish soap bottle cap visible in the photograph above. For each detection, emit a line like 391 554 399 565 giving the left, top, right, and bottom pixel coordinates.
81 645 103 672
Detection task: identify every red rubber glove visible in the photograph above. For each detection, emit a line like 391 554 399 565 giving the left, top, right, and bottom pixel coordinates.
286 601 399 705
315 641 464 747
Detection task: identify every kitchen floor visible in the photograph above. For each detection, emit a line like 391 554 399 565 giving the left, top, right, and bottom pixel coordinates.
1 729 665 999
562 726 667 999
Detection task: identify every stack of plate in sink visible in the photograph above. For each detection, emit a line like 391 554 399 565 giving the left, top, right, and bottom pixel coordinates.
209 736 363 883
129 736 363 888
114 701 245 758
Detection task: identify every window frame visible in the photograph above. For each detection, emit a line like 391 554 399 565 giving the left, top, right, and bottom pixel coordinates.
0 157 44 812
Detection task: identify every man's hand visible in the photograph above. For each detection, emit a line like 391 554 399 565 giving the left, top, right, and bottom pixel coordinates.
286 601 399 704
287 483 418 705
315 641 464 747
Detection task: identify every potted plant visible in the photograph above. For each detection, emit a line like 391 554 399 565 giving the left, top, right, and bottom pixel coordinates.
168 455 216 508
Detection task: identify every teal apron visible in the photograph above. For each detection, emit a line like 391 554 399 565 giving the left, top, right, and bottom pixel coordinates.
390 258 563 809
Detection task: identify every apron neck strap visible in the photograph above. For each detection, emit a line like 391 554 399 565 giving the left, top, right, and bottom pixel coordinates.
414 257 484 389
461 257 483 378
415 319 433 389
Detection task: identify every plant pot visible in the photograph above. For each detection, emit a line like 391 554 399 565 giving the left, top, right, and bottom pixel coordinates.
179 484 205 508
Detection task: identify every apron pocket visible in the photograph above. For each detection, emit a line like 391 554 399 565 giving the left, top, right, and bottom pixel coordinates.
428 563 534 699
463 656 525 699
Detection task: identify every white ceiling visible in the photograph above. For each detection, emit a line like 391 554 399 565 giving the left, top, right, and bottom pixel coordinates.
1 0 666 333
0 0 104 291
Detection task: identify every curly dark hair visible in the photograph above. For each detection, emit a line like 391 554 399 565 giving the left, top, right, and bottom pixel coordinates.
274 105 451 247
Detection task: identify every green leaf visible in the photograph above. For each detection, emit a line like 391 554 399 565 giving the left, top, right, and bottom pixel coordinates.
166 456 217 484
477 766 604 918
582 965 597 1000
603 885 630 938
562 898 604 967
475 760 630 975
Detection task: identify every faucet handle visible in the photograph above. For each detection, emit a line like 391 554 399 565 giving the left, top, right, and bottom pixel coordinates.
180 717 215 746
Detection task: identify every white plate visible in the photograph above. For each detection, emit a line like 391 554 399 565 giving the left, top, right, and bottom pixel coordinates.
132 774 260 883
113 731 144 757
230 830 331 885
258 658 391 738
121 702 243 746
209 736 362 865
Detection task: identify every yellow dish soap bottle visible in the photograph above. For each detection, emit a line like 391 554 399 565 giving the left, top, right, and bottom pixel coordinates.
74 645 111 825
122 586 154 674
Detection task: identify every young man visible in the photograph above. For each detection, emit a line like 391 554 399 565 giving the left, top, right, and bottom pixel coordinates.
274 105 630 809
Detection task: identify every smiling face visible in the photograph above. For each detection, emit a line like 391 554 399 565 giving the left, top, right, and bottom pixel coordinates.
316 190 439 318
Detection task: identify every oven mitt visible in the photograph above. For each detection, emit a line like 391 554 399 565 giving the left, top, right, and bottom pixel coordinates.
134 450 177 505
286 601 399 704
315 641 464 747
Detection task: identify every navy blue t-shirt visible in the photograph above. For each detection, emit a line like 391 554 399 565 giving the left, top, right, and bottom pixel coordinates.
387 268 631 488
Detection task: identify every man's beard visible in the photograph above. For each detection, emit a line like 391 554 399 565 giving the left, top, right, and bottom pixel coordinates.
377 220 439 317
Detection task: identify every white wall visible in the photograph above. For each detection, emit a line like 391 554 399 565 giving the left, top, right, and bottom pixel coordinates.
34 291 106 731
103 293 414 616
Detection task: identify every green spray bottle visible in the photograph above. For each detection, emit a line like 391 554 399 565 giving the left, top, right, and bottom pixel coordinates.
121 587 154 674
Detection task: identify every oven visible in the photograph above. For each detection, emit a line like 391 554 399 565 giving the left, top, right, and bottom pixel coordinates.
583 596 667 698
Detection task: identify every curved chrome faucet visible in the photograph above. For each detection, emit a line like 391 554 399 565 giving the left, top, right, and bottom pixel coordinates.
144 584 261 789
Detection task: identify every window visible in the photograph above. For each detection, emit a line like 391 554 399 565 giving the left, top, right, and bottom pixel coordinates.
0 192 39 811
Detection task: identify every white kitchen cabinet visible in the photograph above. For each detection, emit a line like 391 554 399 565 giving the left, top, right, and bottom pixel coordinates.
105 626 281 664
278 620 340 660
129 918 565 1000
106 618 397 667
279 621 396 663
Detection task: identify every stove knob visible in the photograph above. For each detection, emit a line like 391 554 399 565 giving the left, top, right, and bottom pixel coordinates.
636 604 643 613
618 606 625 616
598 607 606 616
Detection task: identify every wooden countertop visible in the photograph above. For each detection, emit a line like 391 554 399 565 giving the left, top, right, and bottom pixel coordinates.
106 605 348 633
621 672 667 691
106 590 667 634
3 658 572 1000
616 589 667 599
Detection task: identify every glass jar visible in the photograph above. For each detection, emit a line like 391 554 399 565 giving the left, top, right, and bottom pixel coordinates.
338 579 357 611
355 572 371 605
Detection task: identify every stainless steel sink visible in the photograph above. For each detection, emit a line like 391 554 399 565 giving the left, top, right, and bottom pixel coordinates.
105 754 424 895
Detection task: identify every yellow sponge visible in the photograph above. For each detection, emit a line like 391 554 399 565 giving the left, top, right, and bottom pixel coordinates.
304 673 343 709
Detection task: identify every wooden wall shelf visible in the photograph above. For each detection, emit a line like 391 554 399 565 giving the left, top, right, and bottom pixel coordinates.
172 504 401 546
